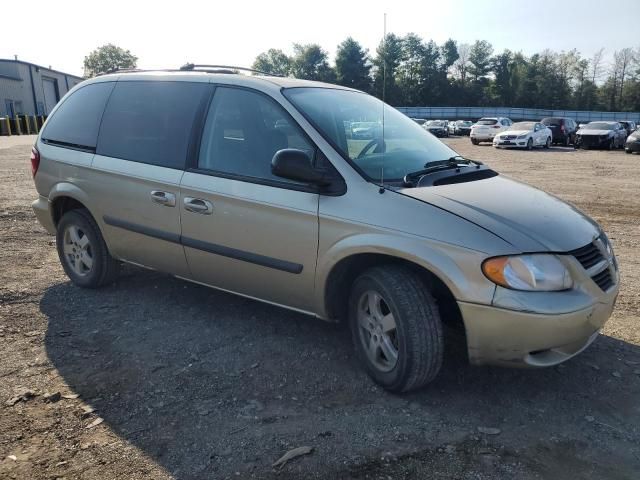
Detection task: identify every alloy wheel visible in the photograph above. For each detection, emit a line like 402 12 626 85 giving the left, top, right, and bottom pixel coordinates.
356 290 399 372
62 224 93 276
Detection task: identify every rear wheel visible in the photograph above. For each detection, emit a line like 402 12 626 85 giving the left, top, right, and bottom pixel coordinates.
544 137 551 149
608 138 615 150
56 209 119 288
471 138 479 145
348 265 443 392
564 135 570 147
625 148 632 154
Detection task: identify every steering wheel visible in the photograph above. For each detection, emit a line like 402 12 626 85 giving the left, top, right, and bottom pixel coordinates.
357 138 386 159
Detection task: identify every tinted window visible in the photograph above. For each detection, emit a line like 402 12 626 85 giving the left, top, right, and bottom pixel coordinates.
198 87 315 183
97 81 208 169
477 118 497 125
42 82 114 149
542 117 563 126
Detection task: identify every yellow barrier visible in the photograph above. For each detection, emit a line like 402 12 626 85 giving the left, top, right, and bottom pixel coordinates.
30 116 38 134
11 118 21 135
0 117 11 136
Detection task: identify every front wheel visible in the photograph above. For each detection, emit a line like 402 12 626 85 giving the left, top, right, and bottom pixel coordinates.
625 149 632 154
348 265 443 392
56 209 119 288
544 137 551 149
526 138 533 150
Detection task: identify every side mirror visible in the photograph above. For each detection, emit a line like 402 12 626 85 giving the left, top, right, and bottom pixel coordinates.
271 149 328 185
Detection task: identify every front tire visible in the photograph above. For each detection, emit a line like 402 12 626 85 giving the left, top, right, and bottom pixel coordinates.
348 265 443 392
56 209 119 288
526 138 533 150
544 137 551 149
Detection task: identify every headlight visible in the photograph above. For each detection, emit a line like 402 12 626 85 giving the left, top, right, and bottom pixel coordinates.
517 134 528 139
482 254 573 291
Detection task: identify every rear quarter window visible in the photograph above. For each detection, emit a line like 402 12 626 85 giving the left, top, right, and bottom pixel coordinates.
97 81 209 169
41 82 115 150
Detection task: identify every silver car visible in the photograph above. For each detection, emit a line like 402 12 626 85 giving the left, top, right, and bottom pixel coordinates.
31 68 619 392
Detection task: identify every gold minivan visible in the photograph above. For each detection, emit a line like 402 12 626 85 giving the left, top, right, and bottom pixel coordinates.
31 67 619 392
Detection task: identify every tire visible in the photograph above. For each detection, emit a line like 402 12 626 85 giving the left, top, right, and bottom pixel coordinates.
564 135 570 147
608 139 614 150
625 149 632 154
544 137 551 149
471 138 479 145
56 209 119 288
526 138 533 150
348 265 443 392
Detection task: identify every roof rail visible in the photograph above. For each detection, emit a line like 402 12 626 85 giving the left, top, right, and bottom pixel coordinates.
179 63 284 77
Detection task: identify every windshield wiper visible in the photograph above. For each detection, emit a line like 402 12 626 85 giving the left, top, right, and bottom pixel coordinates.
403 156 483 186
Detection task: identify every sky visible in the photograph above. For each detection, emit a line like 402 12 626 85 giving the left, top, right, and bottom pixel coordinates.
2 0 638 77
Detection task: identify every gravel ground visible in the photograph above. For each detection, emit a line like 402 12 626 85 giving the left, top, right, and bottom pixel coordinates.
1 135 639 479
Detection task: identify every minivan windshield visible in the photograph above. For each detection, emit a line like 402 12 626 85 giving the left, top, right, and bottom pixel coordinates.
283 88 457 182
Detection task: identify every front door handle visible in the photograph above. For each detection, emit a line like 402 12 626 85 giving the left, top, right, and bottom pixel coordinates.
150 190 176 207
184 197 213 215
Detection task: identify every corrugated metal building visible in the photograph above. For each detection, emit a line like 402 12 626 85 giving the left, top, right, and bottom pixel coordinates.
0 58 84 118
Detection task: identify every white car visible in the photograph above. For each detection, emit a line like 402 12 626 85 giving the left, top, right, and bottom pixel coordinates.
493 121 553 150
470 117 512 144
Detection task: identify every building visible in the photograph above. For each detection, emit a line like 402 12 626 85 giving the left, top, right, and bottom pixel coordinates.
0 58 84 119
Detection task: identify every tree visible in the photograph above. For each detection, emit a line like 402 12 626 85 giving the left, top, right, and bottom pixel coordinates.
453 43 471 84
252 49 291 76
83 44 137 78
290 44 336 82
440 39 459 73
468 40 494 82
335 37 371 92
372 34 404 105
591 48 605 84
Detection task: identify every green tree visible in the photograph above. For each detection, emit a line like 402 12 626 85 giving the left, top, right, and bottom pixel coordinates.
83 44 137 78
372 34 404 105
335 37 371 92
290 44 336 82
252 49 291 76
440 39 459 72
468 40 494 82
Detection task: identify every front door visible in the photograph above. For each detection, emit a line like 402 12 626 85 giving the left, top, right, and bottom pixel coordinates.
180 86 319 312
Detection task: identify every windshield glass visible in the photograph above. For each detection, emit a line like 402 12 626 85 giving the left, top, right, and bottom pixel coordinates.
585 122 614 130
509 122 535 131
283 88 457 182
476 118 497 125
459 121 472 127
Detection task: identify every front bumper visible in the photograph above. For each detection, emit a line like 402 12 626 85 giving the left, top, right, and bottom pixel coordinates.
625 141 640 152
576 135 610 149
32 195 56 235
459 294 617 367
493 138 528 148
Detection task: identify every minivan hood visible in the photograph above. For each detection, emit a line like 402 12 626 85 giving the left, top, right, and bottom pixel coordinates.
399 175 599 252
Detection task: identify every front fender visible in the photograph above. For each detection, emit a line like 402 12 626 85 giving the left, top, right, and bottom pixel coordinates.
314 232 496 318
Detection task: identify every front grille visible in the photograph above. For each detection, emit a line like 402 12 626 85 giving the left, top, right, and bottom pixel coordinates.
568 242 604 269
580 135 604 147
592 268 614 291
503 135 517 140
569 238 616 292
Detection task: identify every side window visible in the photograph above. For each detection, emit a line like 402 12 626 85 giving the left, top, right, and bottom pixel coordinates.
97 81 208 169
41 82 115 150
198 87 315 183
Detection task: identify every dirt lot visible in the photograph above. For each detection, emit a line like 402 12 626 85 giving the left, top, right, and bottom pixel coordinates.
1 135 639 479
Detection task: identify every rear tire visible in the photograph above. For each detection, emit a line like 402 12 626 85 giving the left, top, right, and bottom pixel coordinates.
348 265 444 392
608 139 615 150
471 138 479 145
625 149 632 154
56 209 119 288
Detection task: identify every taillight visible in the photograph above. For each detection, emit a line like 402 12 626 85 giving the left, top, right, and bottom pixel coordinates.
30 146 40 177
560 125 565 132
492 125 500 128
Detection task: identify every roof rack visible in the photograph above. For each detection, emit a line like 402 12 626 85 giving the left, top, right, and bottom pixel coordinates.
179 63 284 77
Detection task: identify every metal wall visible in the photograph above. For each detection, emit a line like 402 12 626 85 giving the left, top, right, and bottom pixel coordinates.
0 60 84 117
397 106 640 123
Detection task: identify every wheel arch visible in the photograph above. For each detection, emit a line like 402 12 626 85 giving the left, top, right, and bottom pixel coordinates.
48 183 94 227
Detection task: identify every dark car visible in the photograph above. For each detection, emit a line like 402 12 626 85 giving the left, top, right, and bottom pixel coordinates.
453 120 473 136
424 120 449 138
575 122 627 150
625 128 640 154
618 121 637 137
541 117 577 146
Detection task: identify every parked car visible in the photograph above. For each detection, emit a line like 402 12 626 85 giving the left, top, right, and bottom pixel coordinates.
575 122 628 150
493 122 552 150
453 120 473 136
31 70 619 392
624 128 640 154
618 121 637 137
424 120 449 137
470 117 512 144
351 121 381 139
541 117 577 146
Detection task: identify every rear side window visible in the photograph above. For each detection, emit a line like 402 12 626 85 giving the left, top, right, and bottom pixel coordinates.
41 82 115 150
97 81 208 169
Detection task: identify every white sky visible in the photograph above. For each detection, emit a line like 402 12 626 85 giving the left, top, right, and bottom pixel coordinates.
2 0 638 77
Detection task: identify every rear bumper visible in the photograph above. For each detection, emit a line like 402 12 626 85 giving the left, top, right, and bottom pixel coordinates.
459 296 616 368
32 195 56 235
470 133 496 141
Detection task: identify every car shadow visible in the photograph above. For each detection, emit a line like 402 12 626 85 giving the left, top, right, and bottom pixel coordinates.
42 268 640 479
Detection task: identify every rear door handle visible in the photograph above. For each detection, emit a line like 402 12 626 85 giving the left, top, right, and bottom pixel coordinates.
184 197 213 215
150 190 176 207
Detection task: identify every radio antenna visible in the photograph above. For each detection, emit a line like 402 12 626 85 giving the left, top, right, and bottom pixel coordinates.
379 12 387 194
